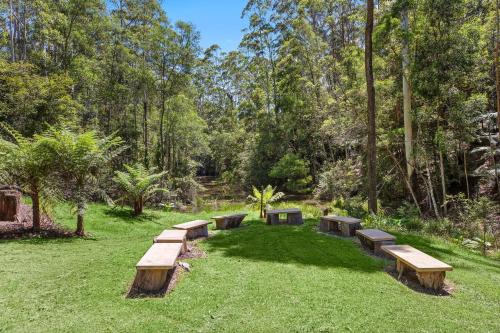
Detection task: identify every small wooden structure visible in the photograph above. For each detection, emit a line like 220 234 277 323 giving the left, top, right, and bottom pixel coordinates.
319 215 362 237
0 189 20 222
266 208 303 225
381 245 453 290
134 243 182 292
173 220 211 239
356 229 396 255
211 213 247 230
154 229 188 254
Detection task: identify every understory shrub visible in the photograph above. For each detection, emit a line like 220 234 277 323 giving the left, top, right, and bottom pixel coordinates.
314 158 361 200
269 153 312 193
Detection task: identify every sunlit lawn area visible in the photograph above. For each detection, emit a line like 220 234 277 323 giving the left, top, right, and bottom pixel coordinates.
1 203 499 332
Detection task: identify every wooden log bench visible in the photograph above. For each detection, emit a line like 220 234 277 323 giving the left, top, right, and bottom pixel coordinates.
356 229 396 255
154 229 188 254
381 245 453 290
173 220 211 239
133 243 182 293
266 208 303 225
319 215 362 237
211 213 247 230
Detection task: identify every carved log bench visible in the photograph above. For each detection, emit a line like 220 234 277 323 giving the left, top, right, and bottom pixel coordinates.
266 208 303 225
173 220 211 239
319 215 362 237
154 229 188 254
133 243 182 293
381 245 453 290
356 229 396 255
211 213 247 230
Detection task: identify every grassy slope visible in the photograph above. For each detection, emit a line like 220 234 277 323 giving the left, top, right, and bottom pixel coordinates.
0 203 499 333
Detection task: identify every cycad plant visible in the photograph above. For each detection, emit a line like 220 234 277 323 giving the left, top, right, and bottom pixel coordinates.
113 164 168 215
247 185 284 218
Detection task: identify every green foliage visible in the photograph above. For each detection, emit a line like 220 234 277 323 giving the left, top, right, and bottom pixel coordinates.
0 123 56 231
42 128 124 234
113 164 168 215
314 159 361 200
269 153 312 193
0 60 80 136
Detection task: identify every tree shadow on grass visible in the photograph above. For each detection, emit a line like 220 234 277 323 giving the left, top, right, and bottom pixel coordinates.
205 218 382 272
104 208 159 224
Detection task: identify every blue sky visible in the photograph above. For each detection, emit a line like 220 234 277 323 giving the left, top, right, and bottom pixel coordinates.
163 0 248 52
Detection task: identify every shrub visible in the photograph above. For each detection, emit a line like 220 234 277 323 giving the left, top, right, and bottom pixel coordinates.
269 153 312 193
314 158 361 200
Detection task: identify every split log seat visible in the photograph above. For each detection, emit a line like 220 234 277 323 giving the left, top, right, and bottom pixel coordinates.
319 215 362 237
266 208 303 225
381 245 453 290
154 229 188 254
173 220 211 239
134 243 182 292
356 229 396 255
212 213 247 230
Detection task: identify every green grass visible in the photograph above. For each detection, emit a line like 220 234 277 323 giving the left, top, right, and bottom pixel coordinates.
0 203 499 332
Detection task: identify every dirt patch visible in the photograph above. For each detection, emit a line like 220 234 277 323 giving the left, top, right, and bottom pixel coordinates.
0 204 74 239
384 263 455 296
127 241 206 298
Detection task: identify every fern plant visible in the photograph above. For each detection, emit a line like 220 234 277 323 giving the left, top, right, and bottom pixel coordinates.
247 185 284 218
0 123 54 232
113 164 168 215
43 128 124 235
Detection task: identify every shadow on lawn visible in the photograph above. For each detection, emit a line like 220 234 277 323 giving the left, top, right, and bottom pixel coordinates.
104 208 159 223
205 218 382 272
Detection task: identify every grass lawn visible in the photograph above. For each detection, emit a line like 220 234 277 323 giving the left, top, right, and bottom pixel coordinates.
1 203 499 332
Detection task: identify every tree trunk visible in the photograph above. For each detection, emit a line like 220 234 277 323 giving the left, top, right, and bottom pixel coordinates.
260 188 264 219
425 161 441 219
76 202 85 236
143 95 149 168
31 187 41 233
8 0 15 61
496 0 500 140
134 197 143 216
438 149 447 216
401 6 414 180
463 148 470 199
365 0 377 214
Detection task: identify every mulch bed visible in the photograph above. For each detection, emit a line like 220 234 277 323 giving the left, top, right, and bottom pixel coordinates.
0 204 74 239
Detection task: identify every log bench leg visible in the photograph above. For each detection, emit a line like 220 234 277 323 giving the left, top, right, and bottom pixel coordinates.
215 218 228 230
319 218 329 232
186 226 209 239
416 271 446 290
341 222 360 237
396 260 446 290
396 259 407 280
268 214 280 225
133 269 169 292
287 212 303 225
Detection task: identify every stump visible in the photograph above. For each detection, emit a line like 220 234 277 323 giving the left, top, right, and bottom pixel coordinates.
0 190 20 221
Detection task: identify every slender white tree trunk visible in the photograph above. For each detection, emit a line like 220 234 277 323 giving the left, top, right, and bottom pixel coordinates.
402 7 413 179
